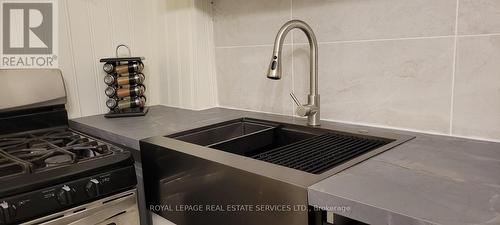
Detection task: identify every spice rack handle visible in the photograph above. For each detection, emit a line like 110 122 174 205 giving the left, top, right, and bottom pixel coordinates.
115 44 131 58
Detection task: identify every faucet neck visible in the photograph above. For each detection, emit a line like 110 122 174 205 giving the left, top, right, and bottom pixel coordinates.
271 20 318 96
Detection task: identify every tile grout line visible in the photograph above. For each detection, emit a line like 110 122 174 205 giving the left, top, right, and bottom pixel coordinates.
310 35 456 44
216 44 277 49
215 35 454 49
214 33 500 50
458 33 500 37
449 0 460 135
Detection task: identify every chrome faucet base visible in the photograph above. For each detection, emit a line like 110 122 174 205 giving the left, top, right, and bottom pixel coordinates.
307 94 320 126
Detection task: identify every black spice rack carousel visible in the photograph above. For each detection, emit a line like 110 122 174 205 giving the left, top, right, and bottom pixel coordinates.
100 44 148 118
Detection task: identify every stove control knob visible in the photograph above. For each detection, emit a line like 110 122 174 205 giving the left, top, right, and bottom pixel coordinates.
85 179 102 198
57 185 76 205
0 201 16 223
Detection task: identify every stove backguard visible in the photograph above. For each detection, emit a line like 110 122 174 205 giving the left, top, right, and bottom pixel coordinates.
0 105 68 136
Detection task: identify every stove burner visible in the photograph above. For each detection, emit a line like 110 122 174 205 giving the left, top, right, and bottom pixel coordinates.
44 154 73 166
0 128 119 178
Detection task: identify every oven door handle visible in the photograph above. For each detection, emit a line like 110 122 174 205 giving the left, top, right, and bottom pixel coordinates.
22 189 139 225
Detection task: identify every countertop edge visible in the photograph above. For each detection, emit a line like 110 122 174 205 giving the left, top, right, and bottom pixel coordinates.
69 120 140 150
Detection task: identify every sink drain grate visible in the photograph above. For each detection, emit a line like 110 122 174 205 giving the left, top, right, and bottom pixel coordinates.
251 132 392 174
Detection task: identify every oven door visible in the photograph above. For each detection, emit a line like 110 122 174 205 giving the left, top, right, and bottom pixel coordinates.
21 189 139 225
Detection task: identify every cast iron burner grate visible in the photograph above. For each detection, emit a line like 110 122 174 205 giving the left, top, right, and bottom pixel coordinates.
0 129 117 179
251 132 392 174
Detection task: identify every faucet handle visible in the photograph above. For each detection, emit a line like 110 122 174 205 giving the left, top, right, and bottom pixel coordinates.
290 93 309 117
290 93 302 107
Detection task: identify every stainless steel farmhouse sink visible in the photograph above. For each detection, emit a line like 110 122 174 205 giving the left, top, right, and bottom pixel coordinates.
169 118 405 175
169 119 318 158
140 118 413 225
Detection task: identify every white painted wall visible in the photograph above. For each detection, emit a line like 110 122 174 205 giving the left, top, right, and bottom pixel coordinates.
60 0 217 118
162 0 217 109
59 0 165 118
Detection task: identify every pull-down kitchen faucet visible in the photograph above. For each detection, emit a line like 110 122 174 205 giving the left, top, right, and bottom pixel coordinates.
267 20 320 126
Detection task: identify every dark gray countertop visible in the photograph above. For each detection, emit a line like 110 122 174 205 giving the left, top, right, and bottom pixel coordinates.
69 105 294 150
309 134 500 225
70 105 500 225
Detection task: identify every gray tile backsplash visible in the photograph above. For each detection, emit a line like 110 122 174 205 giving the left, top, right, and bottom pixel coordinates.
213 0 500 141
213 0 291 46
216 45 294 115
458 0 500 35
453 36 500 140
292 0 456 42
293 38 454 133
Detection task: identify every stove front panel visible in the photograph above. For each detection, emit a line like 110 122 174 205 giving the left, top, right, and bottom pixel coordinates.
0 165 136 225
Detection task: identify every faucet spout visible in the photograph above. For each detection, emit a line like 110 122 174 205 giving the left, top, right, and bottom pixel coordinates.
267 20 320 126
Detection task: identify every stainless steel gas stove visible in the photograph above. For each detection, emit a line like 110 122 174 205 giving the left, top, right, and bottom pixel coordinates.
0 69 139 225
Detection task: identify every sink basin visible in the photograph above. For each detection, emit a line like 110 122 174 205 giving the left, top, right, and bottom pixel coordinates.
169 119 322 155
142 117 414 225
210 125 318 157
168 118 401 174
170 120 275 146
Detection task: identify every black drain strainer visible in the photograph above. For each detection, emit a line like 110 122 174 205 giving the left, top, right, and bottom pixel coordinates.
251 132 392 174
